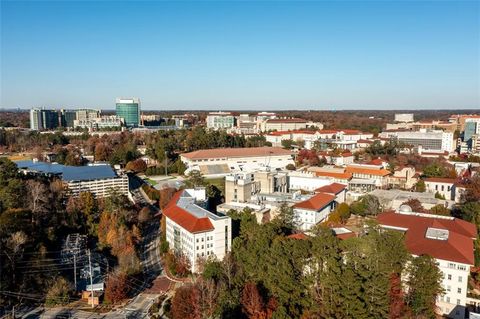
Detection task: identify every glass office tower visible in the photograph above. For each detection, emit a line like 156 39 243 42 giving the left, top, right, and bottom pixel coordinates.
115 98 140 127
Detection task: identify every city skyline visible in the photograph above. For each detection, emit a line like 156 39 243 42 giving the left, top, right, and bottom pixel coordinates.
1 1 479 110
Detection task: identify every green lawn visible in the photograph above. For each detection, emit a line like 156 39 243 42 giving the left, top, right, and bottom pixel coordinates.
144 178 158 186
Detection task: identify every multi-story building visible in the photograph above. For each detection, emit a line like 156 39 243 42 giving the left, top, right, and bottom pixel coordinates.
345 164 391 189
266 129 372 150
394 113 414 123
163 188 232 272
260 118 308 132
116 98 140 127
293 192 336 230
15 160 129 198
288 171 332 192
30 108 60 130
377 207 477 319
60 109 78 128
379 129 454 153
180 147 294 175
73 116 123 130
75 109 100 122
449 114 480 132
206 112 235 130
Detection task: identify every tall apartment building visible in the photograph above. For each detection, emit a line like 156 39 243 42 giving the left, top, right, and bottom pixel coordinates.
163 188 232 273
379 129 454 152
15 160 129 198
30 108 60 130
206 112 235 130
116 98 140 127
378 207 477 319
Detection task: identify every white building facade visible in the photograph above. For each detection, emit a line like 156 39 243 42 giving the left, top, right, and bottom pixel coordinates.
164 189 232 273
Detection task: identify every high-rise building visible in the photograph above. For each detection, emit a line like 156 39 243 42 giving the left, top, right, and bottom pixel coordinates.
76 109 100 122
464 121 477 143
30 108 59 130
115 98 140 127
60 109 78 128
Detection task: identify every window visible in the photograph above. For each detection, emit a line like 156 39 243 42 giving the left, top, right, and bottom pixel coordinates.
458 265 467 271
448 274 452 280
446 297 450 303
447 285 451 292
457 299 461 305
458 276 463 283
448 263 456 269
457 288 461 294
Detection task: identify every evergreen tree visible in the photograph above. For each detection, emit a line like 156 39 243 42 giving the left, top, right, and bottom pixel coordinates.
406 255 444 318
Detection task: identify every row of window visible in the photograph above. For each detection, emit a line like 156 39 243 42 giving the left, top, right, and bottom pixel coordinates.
447 263 467 271
446 273 463 282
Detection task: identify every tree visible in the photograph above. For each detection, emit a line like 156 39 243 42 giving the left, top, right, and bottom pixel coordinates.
125 159 147 173
350 195 381 216
105 271 130 304
171 284 201 319
45 277 72 306
26 180 49 225
389 273 405 319
401 198 425 213
271 203 297 235
430 204 450 216
415 180 426 193
281 139 295 150
242 282 267 319
406 255 444 318
185 171 206 188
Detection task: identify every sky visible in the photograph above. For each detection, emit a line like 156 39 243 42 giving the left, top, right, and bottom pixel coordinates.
1 0 479 110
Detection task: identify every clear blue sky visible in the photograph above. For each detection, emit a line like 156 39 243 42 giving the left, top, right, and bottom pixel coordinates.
1 0 479 110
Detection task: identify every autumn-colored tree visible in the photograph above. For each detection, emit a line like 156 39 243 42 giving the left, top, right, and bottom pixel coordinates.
105 271 130 304
389 273 405 319
159 187 177 209
242 282 267 319
401 199 425 213
125 159 147 173
94 142 112 162
171 284 201 319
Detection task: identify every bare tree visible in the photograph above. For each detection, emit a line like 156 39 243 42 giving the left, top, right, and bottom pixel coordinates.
27 180 49 224
196 278 219 319
5 231 28 286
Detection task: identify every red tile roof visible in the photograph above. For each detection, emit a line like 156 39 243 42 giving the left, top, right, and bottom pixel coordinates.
294 193 335 211
181 147 292 160
315 183 347 195
346 166 391 177
287 233 308 240
377 212 476 265
163 191 215 233
336 232 356 240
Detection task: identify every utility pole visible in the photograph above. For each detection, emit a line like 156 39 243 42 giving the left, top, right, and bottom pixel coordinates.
73 253 77 291
164 150 168 176
87 249 94 308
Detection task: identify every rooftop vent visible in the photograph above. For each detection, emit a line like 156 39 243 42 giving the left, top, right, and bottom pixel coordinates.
425 227 449 241
399 204 413 213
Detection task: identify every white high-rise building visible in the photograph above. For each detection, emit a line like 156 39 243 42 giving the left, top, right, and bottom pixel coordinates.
206 111 235 130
